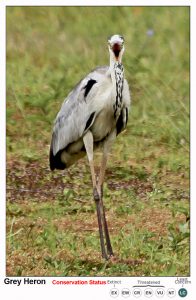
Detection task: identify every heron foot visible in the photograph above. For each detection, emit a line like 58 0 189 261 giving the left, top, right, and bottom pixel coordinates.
103 252 114 261
108 251 114 258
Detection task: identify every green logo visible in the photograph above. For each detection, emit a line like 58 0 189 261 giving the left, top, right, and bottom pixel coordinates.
178 288 187 297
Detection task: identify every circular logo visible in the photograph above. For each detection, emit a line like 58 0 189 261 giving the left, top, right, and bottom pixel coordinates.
110 288 119 298
133 288 142 298
155 288 165 297
144 288 153 297
178 288 188 297
167 288 176 298
121 288 131 298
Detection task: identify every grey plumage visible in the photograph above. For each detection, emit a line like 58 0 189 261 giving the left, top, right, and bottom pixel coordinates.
50 64 130 170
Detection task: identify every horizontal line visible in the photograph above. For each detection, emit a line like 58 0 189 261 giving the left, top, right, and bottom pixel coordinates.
133 285 165 288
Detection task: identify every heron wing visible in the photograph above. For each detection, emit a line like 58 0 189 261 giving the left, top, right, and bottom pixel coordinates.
50 66 110 157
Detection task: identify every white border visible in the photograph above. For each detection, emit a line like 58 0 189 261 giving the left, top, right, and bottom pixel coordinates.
0 1 194 299
1 0 192 6
0 2 6 277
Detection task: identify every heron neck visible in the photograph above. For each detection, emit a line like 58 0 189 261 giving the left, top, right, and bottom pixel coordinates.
110 60 124 119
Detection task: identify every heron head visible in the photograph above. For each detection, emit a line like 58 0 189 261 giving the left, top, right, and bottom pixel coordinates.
108 34 125 62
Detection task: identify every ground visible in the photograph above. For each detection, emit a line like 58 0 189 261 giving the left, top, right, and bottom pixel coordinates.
6 7 190 276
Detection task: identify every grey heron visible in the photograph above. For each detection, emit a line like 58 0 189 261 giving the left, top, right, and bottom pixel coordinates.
49 34 131 260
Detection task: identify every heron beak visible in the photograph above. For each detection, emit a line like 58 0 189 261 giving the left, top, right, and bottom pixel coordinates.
112 43 121 61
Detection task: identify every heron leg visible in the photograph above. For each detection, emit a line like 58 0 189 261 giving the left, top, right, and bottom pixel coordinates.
100 194 114 257
97 131 116 257
83 131 108 260
97 130 116 190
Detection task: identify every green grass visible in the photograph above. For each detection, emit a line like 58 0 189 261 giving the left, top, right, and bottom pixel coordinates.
6 7 190 276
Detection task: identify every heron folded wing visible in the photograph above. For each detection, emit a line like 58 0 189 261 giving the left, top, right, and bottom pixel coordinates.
50 66 110 157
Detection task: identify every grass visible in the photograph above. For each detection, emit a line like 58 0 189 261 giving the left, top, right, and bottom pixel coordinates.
6 7 190 276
